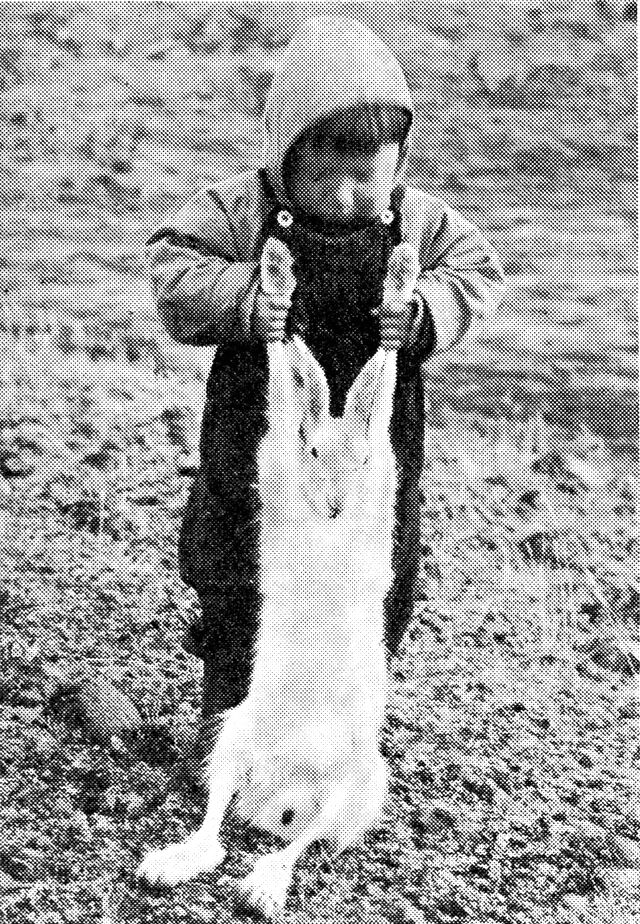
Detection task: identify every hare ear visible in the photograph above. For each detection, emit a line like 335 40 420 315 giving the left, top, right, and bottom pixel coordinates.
344 349 396 440
368 350 397 442
267 340 299 421
289 335 330 434
343 350 386 431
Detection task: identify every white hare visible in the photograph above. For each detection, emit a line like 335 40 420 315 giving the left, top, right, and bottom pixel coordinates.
137 238 420 918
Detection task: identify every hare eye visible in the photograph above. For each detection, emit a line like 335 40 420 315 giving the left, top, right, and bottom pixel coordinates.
311 446 318 458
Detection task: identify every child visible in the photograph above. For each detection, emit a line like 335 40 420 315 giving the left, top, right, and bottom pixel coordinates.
145 17 505 742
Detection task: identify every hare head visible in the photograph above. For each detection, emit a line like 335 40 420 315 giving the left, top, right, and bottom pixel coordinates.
271 335 396 520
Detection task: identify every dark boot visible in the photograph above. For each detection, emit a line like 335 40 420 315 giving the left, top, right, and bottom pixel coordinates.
177 659 249 791
201 652 250 718
179 712 226 791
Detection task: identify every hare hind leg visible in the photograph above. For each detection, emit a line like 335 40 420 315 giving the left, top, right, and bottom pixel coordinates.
136 710 248 887
324 753 388 858
135 762 238 886
234 757 388 919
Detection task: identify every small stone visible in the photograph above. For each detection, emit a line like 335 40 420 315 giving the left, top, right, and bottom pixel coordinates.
461 767 496 802
126 794 145 817
69 810 91 839
0 454 34 477
575 749 596 768
25 728 58 760
536 862 556 879
619 697 640 719
587 637 640 675
573 818 608 844
583 770 606 789
396 895 427 923
110 735 127 755
604 867 640 894
428 799 458 828
365 883 387 901
93 815 112 833
48 672 142 743
14 688 44 708
561 893 589 912
0 870 22 890
490 760 513 793
613 835 640 867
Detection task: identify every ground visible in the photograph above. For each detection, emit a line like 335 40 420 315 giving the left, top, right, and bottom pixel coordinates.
0 2 637 923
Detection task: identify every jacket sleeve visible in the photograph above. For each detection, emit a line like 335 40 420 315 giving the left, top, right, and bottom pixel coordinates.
144 188 261 345
407 199 506 361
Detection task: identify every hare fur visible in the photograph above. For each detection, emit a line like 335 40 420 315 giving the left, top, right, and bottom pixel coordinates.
136 240 418 918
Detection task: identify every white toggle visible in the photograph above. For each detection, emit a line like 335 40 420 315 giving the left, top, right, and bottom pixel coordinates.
380 209 394 225
277 209 294 228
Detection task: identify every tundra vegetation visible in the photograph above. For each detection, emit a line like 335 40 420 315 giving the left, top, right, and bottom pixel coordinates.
0 3 637 923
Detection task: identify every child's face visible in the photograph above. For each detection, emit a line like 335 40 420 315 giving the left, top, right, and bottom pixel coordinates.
286 143 400 224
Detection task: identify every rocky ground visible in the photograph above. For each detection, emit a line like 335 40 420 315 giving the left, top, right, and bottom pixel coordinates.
0 3 637 923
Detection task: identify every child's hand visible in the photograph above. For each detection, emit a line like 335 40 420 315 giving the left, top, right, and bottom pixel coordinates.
260 237 296 300
374 242 421 351
254 237 296 342
253 288 291 342
374 298 417 351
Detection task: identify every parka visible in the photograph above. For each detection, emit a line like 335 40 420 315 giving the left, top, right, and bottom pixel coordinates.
143 16 505 675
